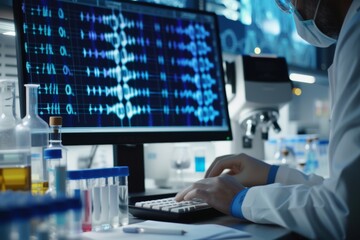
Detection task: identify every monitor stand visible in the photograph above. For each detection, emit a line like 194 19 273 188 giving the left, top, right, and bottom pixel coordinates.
113 144 145 193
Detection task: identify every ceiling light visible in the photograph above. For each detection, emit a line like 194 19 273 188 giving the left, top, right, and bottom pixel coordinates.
289 73 316 84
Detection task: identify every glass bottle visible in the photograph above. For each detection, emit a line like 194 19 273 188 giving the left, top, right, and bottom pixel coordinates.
280 149 297 169
48 116 67 166
0 79 31 191
303 138 319 174
22 84 50 195
44 148 64 196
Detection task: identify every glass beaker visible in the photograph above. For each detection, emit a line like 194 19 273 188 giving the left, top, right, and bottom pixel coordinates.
0 79 32 191
22 84 50 195
171 144 191 189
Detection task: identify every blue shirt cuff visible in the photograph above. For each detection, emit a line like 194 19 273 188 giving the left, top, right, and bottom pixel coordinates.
266 165 279 184
231 188 249 219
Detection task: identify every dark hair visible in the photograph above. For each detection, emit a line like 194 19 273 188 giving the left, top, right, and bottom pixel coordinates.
316 1 341 39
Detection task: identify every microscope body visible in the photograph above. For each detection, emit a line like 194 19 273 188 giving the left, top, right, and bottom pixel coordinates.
227 55 292 159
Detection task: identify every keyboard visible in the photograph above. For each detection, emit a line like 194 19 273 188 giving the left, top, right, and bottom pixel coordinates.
129 193 223 223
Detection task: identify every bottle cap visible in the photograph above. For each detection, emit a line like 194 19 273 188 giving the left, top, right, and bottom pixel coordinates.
281 149 289 156
49 116 62 126
44 148 62 159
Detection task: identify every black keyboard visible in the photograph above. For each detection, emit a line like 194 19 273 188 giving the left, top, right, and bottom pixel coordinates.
129 193 223 223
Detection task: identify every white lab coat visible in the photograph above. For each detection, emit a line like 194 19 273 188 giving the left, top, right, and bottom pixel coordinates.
241 1 360 239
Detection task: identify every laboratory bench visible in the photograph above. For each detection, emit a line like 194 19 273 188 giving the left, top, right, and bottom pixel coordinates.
127 189 305 240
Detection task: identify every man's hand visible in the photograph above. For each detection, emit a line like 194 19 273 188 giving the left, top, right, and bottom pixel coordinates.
205 153 271 187
175 174 245 215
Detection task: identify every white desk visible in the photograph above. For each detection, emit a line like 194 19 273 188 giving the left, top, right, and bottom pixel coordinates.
128 189 299 240
129 214 294 240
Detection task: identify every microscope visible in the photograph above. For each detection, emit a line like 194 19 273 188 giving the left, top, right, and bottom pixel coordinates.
226 55 293 159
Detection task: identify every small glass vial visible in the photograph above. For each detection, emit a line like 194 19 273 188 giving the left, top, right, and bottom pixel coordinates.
304 138 319 174
48 116 67 166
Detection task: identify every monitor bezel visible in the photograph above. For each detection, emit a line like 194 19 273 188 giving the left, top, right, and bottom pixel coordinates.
14 0 233 146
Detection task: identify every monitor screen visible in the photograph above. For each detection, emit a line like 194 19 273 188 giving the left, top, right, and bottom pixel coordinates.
14 0 232 146
14 0 232 192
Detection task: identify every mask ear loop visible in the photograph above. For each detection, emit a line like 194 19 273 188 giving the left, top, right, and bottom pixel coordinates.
291 0 298 14
313 0 322 20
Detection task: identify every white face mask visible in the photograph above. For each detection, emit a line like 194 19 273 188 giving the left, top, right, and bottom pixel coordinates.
293 0 337 48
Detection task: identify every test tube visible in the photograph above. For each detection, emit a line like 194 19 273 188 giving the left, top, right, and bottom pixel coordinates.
66 197 83 239
51 197 68 240
110 166 129 227
91 168 111 232
81 169 93 232
67 170 84 236
68 169 93 232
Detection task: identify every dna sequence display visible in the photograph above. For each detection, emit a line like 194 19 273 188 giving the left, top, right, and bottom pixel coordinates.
21 1 227 129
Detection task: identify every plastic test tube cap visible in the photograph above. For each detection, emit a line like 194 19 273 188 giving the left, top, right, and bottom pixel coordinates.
112 166 129 176
78 168 103 179
67 170 84 180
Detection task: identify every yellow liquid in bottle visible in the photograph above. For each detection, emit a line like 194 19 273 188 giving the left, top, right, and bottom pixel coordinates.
0 166 31 191
31 181 49 195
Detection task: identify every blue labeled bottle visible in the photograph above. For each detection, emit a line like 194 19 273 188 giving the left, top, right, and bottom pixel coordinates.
303 138 319 174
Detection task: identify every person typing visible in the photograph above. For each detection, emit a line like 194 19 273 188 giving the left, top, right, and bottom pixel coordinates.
176 0 360 238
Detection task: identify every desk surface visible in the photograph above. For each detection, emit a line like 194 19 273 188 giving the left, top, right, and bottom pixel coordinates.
129 189 295 240
130 214 293 240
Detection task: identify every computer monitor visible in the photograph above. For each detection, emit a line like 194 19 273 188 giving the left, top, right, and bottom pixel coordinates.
14 0 232 192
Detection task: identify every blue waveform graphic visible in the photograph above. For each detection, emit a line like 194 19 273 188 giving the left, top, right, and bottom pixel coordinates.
21 1 227 128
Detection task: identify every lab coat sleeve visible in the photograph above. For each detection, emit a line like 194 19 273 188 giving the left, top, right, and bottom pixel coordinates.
241 181 347 239
274 165 324 186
